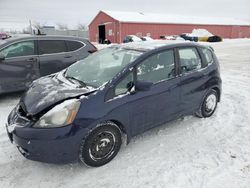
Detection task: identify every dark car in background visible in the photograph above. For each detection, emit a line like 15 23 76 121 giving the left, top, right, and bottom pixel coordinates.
180 33 199 42
0 35 97 94
6 41 221 167
123 35 143 43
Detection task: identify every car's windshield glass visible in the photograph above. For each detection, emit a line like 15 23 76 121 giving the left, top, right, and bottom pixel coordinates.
65 47 142 88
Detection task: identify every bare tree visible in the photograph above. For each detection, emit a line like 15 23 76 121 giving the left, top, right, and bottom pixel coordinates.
22 26 31 34
57 23 68 30
32 21 47 29
77 23 87 30
31 21 47 35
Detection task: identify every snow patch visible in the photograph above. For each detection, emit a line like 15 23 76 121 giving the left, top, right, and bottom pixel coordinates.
102 10 250 26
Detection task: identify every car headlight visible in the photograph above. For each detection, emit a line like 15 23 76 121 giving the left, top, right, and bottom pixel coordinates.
34 99 81 128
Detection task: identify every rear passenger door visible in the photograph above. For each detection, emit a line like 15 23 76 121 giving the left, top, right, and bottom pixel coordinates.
38 39 75 76
177 47 208 114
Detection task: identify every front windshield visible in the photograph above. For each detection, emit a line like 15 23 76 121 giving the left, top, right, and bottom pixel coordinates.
65 47 143 88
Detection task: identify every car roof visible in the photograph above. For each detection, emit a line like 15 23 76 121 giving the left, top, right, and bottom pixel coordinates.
2 35 88 44
115 40 211 52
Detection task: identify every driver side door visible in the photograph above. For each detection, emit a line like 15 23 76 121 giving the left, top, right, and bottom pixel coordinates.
106 49 181 136
0 40 39 93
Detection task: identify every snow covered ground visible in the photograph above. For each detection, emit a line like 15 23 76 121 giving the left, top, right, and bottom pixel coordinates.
0 39 250 188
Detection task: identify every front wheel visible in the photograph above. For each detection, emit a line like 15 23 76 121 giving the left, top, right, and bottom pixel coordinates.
196 89 218 118
79 122 122 167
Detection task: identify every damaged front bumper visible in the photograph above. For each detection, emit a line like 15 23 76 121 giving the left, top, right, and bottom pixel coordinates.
5 104 89 164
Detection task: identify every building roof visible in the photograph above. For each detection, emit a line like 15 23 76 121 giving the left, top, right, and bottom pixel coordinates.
102 10 250 26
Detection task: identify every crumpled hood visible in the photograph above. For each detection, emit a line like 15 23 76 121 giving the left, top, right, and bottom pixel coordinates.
20 73 95 116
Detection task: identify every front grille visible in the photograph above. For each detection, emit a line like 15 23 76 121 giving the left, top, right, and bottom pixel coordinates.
7 104 33 128
17 104 33 123
18 105 27 118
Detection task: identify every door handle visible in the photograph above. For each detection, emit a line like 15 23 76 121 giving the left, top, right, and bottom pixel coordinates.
64 55 73 58
27 57 37 62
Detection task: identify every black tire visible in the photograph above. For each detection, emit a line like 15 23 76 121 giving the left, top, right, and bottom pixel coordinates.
79 122 122 167
196 89 218 118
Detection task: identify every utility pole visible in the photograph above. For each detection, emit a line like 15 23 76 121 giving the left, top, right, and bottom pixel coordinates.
29 20 32 35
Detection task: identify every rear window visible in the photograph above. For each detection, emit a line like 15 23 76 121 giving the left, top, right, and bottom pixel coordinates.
66 40 84 51
38 40 67 55
201 47 214 66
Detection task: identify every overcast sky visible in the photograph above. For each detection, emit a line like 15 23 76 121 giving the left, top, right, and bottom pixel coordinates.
0 0 250 31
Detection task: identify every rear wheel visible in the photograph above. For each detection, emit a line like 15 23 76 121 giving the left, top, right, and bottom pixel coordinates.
196 89 218 118
79 122 122 167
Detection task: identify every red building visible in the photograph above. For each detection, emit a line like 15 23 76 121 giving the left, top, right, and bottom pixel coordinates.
89 10 250 43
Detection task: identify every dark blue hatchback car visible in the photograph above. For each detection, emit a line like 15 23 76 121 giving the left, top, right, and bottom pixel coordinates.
6 41 222 167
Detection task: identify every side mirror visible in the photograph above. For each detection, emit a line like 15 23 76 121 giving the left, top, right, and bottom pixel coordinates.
135 80 153 92
0 54 5 61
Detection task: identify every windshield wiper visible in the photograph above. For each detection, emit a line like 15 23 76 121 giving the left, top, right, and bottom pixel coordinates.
65 75 87 88
63 69 98 89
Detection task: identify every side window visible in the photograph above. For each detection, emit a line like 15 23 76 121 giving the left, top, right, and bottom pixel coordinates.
178 48 202 74
137 50 175 84
0 41 35 58
38 40 67 55
115 72 134 96
66 40 84 51
201 47 214 66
